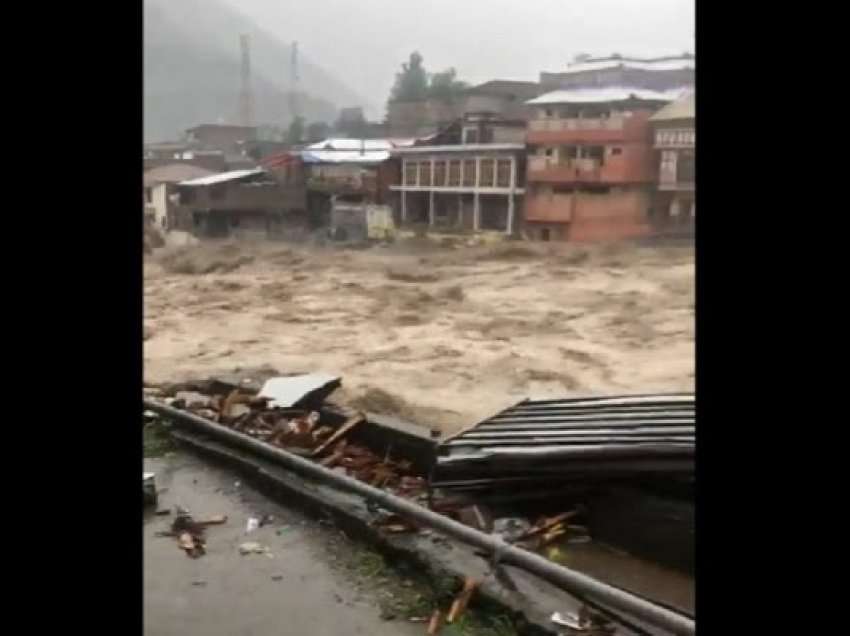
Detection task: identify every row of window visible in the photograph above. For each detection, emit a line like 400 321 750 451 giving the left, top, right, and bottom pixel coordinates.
403 159 513 188
656 129 695 146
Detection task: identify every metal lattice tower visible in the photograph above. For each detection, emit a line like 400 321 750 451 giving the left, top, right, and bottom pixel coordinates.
239 34 255 128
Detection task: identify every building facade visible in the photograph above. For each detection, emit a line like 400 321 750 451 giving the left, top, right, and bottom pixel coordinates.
523 87 686 241
392 143 526 235
649 93 695 236
176 168 307 239
143 164 217 229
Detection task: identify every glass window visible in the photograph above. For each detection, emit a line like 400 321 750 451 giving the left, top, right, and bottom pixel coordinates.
462 160 476 186
496 159 511 188
448 160 461 187
434 160 447 186
419 161 432 186
479 159 495 187
404 161 417 186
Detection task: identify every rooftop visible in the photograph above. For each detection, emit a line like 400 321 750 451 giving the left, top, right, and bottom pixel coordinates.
465 80 542 99
650 92 695 122
563 54 695 74
178 168 266 187
393 143 525 155
301 138 419 164
527 86 689 106
144 163 217 187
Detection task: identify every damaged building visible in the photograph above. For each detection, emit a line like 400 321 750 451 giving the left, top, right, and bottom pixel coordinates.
175 165 307 239
300 138 415 240
523 87 688 242
144 163 218 230
392 113 525 234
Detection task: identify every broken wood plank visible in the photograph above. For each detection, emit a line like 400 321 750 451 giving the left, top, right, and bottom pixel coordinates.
447 577 480 623
311 413 365 457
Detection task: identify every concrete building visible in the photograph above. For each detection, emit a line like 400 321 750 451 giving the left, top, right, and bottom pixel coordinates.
541 54 695 91
523 87 687 241
176 167 307 239
391 142 526 235
649 92 695 237
144 164 217 229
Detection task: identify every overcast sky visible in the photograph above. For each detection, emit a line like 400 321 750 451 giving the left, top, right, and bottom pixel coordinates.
225 0 694 118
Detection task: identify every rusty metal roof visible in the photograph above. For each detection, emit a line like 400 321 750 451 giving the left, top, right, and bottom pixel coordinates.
432 393 695 491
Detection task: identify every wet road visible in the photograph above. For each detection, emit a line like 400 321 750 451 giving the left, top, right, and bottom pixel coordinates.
143 452 424 636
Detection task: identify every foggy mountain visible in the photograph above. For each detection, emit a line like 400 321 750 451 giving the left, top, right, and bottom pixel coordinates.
144 0 372 143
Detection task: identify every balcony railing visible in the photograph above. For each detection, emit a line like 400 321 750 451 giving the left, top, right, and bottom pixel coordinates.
529 156 600 171
529 117 626 132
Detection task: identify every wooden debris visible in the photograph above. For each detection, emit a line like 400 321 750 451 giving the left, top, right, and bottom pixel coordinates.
447 577 480 623
311 413 365 457
426 609 444 635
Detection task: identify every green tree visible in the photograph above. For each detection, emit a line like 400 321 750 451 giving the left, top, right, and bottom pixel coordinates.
286 116 305 145
389 51 429 102
428 67 468 101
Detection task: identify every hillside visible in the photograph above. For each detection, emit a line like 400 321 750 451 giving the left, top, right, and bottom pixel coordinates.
144 0 371 142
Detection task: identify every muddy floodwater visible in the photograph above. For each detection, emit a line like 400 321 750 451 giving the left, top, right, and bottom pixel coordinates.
144 240 694 434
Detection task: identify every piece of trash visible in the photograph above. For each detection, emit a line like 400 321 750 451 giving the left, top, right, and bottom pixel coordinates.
551 612 587 631
408 616 428 623
246 517 260 533
259 514 274 527
155 508 171 516
143 473 157 507
197 515 228 526
276 526 290 536
234 481 241 488
427 609 444 635
238 542 267 555
178 531 205 558
492 517 531 543
447 577 480 623
258 373 341 409
271 574 284 581
191 580 207 587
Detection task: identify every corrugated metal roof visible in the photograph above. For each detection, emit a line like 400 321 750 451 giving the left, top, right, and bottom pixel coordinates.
432 393 695 491
527 87 688 105
144 164 216 187
649 92 695 122
300 138 419 164
178 168 265 186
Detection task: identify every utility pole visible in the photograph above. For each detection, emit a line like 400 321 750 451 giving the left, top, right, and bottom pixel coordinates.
239 34 255 128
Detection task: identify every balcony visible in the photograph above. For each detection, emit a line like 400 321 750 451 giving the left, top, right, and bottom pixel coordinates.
529 117 626 132
528 156 602 183
527 113 651 145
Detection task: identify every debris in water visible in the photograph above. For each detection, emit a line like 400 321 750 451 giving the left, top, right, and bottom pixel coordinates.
245 517 260 533
427 609 444 635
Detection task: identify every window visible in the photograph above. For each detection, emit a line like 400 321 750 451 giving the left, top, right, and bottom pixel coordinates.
545 148 554 157
145 187 153 203
496 159 511 188
418 161 432 187
479 159 495 187
180 187 196 205
210 184 225 200
464 128 479 144
462 160 476 187
611 147 623 156
677 150 695 183
544 108 553 117
404 161 417 186
434 160 447 186
448 160 461 187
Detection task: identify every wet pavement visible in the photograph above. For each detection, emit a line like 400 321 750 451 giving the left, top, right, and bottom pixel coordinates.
143 452 425 636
